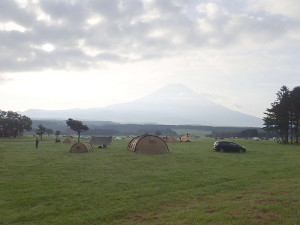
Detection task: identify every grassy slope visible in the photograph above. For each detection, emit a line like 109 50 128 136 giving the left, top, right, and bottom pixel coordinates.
0 137 299 225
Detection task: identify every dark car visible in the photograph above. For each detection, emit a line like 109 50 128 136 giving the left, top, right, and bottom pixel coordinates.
213 141 246 153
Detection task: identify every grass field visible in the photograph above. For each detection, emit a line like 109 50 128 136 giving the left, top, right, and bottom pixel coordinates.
1 137 300 225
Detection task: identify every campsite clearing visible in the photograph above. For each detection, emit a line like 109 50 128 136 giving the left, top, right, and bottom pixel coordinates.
0 137 300 224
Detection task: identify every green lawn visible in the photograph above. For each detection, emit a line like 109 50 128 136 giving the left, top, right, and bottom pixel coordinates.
0 137 299 225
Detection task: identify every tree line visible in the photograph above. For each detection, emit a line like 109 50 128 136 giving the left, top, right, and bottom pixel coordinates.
0 110 32 137
0 110 62 140
34 124 61 140
263 86 300 144
205 128 276 139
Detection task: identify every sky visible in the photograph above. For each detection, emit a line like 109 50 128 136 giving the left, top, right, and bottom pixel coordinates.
0 0 299 119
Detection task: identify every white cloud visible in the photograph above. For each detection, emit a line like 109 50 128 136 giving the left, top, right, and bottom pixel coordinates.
0 0 297 72
248 0 300 19
0 21 27 32
0 0 299 118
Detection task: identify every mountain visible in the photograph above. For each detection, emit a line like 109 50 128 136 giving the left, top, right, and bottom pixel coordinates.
22 84 263 127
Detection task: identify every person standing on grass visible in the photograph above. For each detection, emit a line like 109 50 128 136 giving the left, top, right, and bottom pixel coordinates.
35 138 39 149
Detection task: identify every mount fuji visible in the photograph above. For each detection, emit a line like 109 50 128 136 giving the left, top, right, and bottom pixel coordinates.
23 84 262 127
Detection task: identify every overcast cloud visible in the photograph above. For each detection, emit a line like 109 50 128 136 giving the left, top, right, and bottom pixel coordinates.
1 0 298 72
0 0 300 118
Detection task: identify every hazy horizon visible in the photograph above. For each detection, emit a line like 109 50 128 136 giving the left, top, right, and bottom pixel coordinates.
22 84 263 127
1 0 299 118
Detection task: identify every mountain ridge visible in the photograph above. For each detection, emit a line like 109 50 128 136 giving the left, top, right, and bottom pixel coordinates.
22 84 263 127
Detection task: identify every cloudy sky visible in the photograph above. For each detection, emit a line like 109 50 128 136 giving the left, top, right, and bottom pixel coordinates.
0 0 299 118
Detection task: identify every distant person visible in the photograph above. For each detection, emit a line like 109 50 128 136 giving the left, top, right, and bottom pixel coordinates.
35 138 39 149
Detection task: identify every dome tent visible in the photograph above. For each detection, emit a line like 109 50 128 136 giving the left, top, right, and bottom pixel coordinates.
165 136 177 143
180 133 192 142
63 137 73 143
128 135 169 154
70 142 93 153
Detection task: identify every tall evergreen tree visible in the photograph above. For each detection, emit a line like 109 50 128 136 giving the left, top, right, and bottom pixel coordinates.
290 86 300 144
263 86 290 143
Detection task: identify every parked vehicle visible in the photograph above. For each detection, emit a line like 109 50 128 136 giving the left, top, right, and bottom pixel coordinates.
213 141 246 153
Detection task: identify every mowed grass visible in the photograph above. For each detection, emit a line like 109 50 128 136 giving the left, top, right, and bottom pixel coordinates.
0 137 300 225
